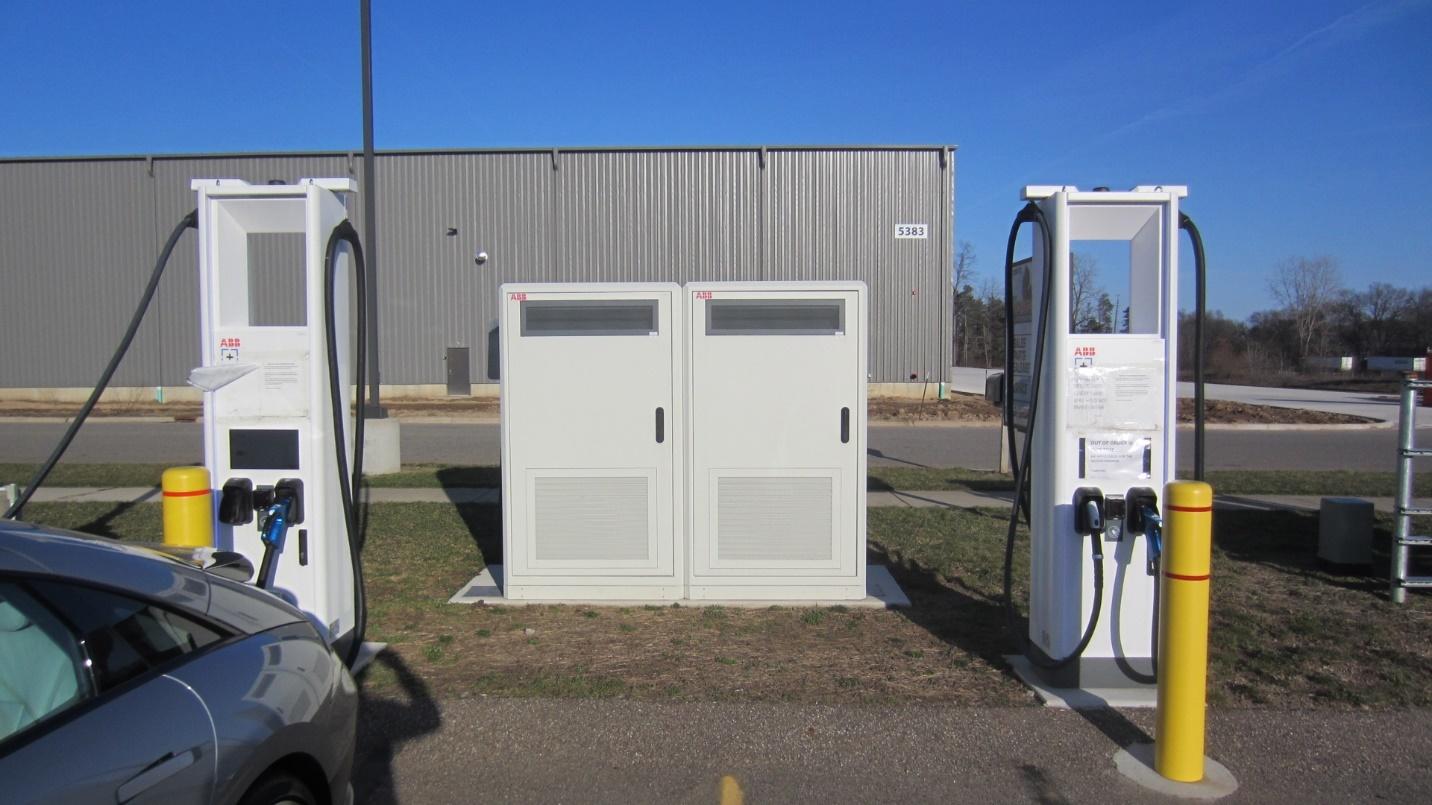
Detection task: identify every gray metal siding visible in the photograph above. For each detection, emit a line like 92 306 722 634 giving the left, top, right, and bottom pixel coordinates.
764 149 950 382
373 151 552 386
0 147 952 387
555 150 763 285
0 160 157 387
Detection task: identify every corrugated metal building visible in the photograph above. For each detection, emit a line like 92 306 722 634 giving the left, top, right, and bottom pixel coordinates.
0 146 955 391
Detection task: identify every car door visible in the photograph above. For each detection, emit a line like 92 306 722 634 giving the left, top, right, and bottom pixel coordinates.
0 578 220 805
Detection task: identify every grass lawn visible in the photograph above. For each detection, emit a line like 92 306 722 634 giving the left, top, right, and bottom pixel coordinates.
17 499 1432 708
6 462 1429 497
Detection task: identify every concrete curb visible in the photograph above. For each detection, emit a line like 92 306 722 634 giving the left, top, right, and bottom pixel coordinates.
1114 742 1239 800
18 487 1397 513
3 416 1420 430
0 416 184 424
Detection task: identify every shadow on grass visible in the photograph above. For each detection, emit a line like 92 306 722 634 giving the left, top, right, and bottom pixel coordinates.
430 465 502 487
354 651 442 804
866 473 1017 493
1212 508 1401 595
870 505 1155 757
71 499 145 539
437 467 503 565
866 447 930 469
866 515 1018 684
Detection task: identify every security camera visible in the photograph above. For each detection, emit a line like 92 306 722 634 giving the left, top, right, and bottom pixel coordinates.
474 250 489 265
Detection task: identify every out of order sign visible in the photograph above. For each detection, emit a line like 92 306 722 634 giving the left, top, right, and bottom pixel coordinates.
894 224 928 239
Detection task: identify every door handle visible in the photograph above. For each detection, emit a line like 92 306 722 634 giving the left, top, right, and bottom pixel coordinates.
840 407 850 444
656 407 665 444
117 748 197 803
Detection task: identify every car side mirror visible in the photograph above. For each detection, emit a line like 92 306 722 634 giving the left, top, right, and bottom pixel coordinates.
207 550 255 583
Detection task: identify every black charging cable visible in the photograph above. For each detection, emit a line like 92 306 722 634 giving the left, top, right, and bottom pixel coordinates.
4 211 198 521
1000 201 1106 670
322 220 369 670
1180 212 1208 481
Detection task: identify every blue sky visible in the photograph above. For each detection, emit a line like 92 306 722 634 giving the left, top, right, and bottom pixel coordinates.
3 0 1430 319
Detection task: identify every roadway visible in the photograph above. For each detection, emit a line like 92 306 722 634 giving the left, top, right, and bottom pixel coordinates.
949 367 1405 422
352 694 1432 804
0 420 1407 472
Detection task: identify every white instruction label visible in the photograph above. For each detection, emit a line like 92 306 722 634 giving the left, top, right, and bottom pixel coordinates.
263 362 301 392
1067 362 1163 432
1078 433 1152 481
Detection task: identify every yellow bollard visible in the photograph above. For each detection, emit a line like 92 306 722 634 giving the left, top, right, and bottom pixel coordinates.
162 466 213 548
1155 480 1214 782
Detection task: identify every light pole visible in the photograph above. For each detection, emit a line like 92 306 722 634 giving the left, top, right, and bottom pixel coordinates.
360 0 385 416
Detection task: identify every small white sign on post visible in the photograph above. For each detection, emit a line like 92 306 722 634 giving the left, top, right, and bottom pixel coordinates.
894 223 928 239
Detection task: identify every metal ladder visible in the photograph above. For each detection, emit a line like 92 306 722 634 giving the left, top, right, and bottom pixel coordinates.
1393 376 1432 603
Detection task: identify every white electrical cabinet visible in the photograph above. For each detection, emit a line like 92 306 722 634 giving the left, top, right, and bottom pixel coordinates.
685 282 868 600
499 284 684 600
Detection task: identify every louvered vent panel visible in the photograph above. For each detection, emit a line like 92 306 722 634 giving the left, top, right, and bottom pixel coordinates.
534 476 649 561
717 476 832 561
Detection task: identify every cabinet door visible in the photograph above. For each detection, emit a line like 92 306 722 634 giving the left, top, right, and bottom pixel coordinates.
689 290 862 581
502 289 678 579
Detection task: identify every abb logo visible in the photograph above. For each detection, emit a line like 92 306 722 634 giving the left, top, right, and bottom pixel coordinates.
695 291 713 300
218 337 242 348
509 292 527 301
1073 347 1096 357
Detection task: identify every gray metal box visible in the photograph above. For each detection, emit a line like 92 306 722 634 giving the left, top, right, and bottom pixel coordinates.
1318 497 1374 566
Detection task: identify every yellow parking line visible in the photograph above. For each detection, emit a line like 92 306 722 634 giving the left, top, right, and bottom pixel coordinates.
719 775 744 805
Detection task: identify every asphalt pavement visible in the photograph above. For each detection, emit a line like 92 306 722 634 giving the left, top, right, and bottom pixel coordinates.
0 420 1408 472
353 692 1432 804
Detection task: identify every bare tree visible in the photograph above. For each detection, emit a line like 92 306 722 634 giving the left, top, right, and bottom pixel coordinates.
952 241 977 365
1335 282 1412 357
1268 256 1343 362
1070 252 1102 333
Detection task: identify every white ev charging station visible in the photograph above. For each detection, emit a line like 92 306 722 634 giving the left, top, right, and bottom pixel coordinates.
190 178 369 663
499 284 685 600
1004 185 1189 693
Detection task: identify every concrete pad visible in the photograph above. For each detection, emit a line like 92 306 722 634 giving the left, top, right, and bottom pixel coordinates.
448 565 504 603
1005 655 1158 709
348 641 389 676
1114 741 1239 799
448 564 911 609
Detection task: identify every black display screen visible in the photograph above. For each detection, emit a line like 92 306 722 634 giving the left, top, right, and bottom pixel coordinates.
229 429 300 470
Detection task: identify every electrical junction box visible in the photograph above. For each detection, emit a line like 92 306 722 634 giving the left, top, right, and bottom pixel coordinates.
685 282 868 600
499 284 684 600
191 178 358 640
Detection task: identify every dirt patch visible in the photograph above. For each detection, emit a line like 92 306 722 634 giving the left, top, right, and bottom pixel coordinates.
868 393 1002 423
386 603 1028 705
378 397 500 419
867 394 1374 425
0 391 1374 425
1180 398 1373 425
0 400 202 420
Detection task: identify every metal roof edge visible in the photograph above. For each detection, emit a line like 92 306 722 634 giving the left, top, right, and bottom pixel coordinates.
0 143 959 164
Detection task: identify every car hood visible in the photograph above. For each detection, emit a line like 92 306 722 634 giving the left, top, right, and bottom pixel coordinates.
0 520 307 635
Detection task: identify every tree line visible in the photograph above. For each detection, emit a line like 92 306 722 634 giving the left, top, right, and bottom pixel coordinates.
951 245 1432 380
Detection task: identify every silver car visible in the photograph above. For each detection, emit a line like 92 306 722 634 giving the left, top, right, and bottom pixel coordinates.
0 520 357 804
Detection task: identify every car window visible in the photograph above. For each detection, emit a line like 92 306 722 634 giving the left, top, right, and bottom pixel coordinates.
0 582 92 743
24 579 227 693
